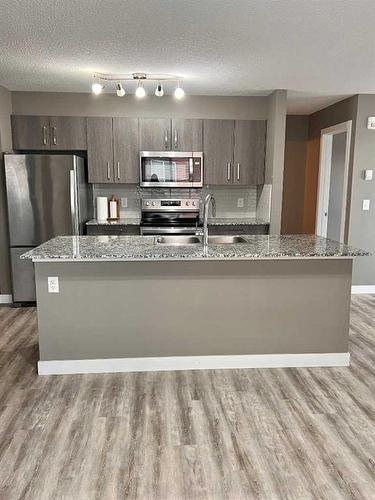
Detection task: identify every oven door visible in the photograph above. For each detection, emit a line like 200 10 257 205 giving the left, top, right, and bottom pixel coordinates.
139 151 203 187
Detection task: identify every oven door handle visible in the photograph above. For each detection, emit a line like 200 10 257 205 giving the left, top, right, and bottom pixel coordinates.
141 226 199 235
189 158 194 182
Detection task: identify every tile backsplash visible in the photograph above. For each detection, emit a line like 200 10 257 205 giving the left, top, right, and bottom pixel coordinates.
92 184 271 220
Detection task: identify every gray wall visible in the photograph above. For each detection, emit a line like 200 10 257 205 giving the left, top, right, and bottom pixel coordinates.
281 115 308 234
12 92 269 119
266 90 287 234
0 85 12 295
348 95 375 285
306 96 358 237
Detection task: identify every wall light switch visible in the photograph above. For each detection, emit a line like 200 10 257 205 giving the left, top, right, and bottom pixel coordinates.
121 197 128 208
364 169 373 180
48 276 59 293
363 199 370 211
237 198 244 208
368 117 375 130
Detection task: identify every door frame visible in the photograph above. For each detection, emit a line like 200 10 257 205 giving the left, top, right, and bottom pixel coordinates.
316 120 352 241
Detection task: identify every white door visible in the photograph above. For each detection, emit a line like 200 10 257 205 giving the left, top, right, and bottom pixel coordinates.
316 121 351 242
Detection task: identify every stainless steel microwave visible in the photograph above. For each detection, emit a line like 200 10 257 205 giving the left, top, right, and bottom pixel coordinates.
139 151 203 188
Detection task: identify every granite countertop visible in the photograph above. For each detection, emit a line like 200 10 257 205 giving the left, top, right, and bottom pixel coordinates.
86 217 269 226
86 218 141 226
206 217 270 225
22 235 369 262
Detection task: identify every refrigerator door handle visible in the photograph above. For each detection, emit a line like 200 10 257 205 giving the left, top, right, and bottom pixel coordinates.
70 170 78 236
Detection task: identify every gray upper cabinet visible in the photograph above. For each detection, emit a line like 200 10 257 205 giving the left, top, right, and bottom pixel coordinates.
233 120 266 185
11 115 87 150
49 116 87 150
113 118 139 183
139 118 171 151
203 119 266 186
171 119 203 151
87 117 114 183
11 115 50 150
203 119 234 185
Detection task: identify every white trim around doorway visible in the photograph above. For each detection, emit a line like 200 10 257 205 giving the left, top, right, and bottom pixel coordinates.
316 120 352 241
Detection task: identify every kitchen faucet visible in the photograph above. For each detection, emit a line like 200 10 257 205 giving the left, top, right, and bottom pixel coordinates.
201 193 216 248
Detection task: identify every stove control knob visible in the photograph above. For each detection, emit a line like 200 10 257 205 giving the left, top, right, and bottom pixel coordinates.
145 201 150 206
192 201 196 206
152 202 156 206
186 201 190 206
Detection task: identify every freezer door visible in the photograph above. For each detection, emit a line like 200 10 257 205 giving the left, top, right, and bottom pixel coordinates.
74 156 93 234
10 248 36 302
5 154 77 246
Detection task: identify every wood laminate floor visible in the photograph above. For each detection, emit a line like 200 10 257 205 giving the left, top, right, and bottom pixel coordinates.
0 296 375 500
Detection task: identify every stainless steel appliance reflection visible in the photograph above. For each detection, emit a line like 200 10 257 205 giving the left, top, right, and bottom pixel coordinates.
139 151 203 188
4 154 92 303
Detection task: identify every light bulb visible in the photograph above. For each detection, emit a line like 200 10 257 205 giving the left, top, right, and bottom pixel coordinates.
92 82 103 95
116 83 126 97
174 85 185 99
135 83 146 98
155 83 164 97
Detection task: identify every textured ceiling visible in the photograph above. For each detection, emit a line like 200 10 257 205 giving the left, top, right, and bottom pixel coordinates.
0 0 374 112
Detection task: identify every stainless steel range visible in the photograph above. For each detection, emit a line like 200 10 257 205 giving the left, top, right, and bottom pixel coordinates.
140 198 201 235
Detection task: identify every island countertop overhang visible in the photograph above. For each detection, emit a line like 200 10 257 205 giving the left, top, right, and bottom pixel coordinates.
21 234 370 263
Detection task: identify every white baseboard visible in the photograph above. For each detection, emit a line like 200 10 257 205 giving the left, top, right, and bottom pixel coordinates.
38 352 350 375
351 285 375 294
0 294 12 304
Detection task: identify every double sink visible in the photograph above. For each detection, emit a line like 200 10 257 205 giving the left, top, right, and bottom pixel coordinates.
155 235 247 246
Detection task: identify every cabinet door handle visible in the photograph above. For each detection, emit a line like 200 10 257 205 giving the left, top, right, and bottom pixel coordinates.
117 161 120 180
174 128 178 149
52 126 57 145
42 126 47 145
107 161 111 180
227 162 231 182
237 163 240 181
164 130 169 149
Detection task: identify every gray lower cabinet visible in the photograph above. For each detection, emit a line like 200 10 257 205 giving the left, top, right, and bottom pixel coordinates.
139 118 171 151
203 119 234 185
208 224 269 235
86 225 140 236
171 119 202 151
87 117 114 183
11 115 87 150
233 120 266 185
113 118 139 183
11 115 51 150
203 119 266 186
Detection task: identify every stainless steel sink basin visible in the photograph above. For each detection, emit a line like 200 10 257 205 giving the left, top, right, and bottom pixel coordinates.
207 235 247 244
154 234 247 245
155 235 201 245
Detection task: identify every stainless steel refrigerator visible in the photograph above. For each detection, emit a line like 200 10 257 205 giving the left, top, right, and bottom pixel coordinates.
4 154 92 303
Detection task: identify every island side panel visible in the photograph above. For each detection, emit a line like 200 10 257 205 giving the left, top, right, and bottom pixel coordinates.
34 259 352 361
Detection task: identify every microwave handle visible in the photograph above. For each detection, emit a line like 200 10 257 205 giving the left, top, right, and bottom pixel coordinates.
189 158 194 182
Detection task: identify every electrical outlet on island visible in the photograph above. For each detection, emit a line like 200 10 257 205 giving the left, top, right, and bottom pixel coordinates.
121 197 128 208
237 198 244 208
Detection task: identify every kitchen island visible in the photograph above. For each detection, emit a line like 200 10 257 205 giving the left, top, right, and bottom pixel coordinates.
23 235 368 375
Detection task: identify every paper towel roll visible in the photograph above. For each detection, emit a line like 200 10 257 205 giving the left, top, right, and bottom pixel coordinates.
96 197 108 221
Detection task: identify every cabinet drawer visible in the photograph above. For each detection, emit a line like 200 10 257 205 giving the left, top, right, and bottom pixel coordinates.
86 225 140 236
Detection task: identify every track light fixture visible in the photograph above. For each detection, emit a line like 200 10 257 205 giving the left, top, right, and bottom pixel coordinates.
91 82 103 95
155 83 164 97
91 72 185 99
116 83 125 97
135 81 146 98
174 83 185 100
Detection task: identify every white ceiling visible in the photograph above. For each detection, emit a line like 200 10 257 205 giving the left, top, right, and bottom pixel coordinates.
0 0 374 113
